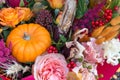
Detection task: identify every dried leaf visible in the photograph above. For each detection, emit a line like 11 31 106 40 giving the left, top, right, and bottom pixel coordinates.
91 26 105 38
110 16 120 26
99 25 120 38
67 72 82 80
95 37 105 44
0 28 2 33
79 35 90 42
59 0 77 33
104 31 119 41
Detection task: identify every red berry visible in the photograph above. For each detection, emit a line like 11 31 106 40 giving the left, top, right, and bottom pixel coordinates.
99 20 102 23
92 21 95 25
54 50 58 53
108 12 112 16
47 46 58 53
50 46 54 49
105 9 110 13
70 61 75 65
107 16 112 19
102 22 105 25
48 50 52 53
67 64 71 68
105 19 109 23
69 68 73 71
95 21 99 25
53 47 56 50
109 9 112 13
99 23 103 26
104 13 108 17
73 63 77 67
114 6 119 11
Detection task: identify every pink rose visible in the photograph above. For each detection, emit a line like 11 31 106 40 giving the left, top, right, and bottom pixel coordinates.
33 54 69 80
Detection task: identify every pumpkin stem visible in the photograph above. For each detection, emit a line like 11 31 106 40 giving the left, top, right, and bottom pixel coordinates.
23 32 30 40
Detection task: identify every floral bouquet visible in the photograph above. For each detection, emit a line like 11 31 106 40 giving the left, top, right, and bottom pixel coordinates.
0 0 120 80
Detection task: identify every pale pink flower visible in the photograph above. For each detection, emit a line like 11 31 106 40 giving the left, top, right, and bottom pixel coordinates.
33 53 69 80
82 38 104 64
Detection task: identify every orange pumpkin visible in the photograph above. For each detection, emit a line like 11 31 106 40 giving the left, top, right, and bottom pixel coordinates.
6 23 51 63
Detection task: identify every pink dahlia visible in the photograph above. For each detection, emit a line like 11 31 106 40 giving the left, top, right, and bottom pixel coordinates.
33 53 69 80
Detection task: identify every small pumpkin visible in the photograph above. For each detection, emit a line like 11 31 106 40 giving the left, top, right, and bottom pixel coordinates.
6 23 51 63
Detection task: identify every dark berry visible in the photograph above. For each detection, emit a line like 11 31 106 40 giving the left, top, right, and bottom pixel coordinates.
114 6 119 11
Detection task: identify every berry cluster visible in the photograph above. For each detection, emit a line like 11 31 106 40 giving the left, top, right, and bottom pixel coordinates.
92 6 119 29
92 20 104 28
91 9 113 29
47 46 58 53
104 9 113 22
67 61 77 71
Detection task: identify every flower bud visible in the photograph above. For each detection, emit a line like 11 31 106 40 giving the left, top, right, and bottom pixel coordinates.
56 11 63 24
47 0 64 9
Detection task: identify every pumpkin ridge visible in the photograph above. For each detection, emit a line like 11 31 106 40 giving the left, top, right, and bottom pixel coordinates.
22 41 31 62
12 40 25 60
29 24 40 35
16 41 26 62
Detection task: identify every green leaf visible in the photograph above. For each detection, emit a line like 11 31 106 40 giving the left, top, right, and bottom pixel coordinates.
2 29 11 41
19 0 25 7
0 4 3 9
27 0 31 2
41 0 49 6
112 12 119 18
27 0 35 9
76 0 88 19
119 59 120 63
59 35 67 43
54 9 60 18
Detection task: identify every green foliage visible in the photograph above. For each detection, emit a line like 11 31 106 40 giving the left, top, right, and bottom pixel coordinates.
52 35 67 51
0 4 3 9
109 0 120 10
54 9 60 18
76 0 88 19
27 0 35 9
2 28 12 41
19 0 25 7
